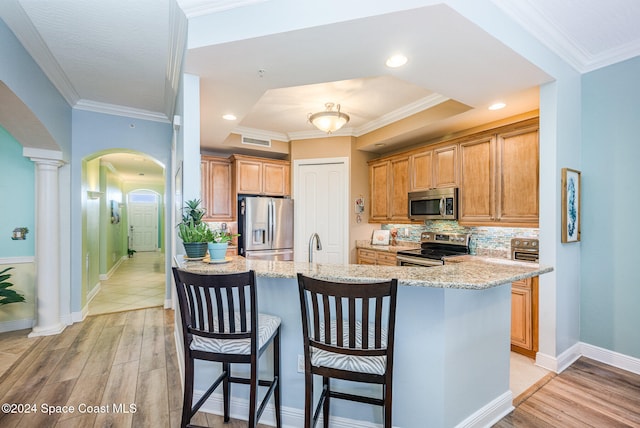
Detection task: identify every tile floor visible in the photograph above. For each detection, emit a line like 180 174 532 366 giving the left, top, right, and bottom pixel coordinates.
510 351 553 401
87 250 166 316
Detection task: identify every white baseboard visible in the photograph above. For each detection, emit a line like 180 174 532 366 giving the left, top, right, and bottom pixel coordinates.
536 341 640 377
164 298 173 309
0 318 34 333
581 342 640 375
71 305 89 323
86 282 101 304
99 257 125 281
455 391 514 428
535 342 582 373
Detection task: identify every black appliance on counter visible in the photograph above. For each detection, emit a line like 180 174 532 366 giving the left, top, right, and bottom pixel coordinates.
396 232 471 267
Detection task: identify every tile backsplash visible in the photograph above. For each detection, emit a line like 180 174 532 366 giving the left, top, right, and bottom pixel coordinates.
382 221 538 259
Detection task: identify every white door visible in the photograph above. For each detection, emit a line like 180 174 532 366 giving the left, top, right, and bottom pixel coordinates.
294 158 348 264
129 202 158 252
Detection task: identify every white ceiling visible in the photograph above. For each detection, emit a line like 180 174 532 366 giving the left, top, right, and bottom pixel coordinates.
2 0 640 175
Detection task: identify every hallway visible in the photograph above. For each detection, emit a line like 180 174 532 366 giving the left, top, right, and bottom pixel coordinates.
87 251 166 316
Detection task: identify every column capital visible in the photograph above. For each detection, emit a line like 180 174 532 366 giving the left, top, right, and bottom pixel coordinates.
23 147 66 166
29 157 65 168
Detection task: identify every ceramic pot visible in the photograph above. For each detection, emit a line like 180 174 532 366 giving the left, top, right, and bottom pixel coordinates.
208 242 228 260
183 242 208 259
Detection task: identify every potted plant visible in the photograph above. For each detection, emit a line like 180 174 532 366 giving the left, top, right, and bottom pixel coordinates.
178 199 212 259
0 267 26 305
207 229 239 261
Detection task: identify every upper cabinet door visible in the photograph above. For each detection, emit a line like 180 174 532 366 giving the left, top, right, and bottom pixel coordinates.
263 162 290 196
459 136 495 223
409 150 433 191
233 154 291 197
497 127 539 225
235 158 263 195
201 156 234 221
389 157 410 221
369 160 390 222
433 145 458 188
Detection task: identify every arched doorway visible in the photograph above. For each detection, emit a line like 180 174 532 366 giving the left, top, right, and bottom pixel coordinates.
81 150 167 316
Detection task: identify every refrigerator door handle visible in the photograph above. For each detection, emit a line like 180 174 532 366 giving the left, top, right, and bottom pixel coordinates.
268 200 274 246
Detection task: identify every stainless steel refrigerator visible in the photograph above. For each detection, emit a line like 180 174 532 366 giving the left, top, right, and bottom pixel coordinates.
238 197 294 261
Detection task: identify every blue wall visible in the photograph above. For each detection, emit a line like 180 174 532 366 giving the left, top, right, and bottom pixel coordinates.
70 109 173 312
0 19 71 153
0 126 35 257
581 56 640 358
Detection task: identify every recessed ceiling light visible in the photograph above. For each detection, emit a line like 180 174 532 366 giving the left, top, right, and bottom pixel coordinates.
375 143 385 147
222 114 237 121
488 102 506 111
385 54 408 68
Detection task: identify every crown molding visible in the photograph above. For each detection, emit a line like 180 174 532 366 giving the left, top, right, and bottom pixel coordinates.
74 100 170 123
354 93 450 136
165 0 188 118
287 128 354 141
491 0 640 73
1 0 79 106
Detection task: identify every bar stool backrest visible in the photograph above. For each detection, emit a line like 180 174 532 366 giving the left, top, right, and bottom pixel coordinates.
297 274 398 359
173 269 258 352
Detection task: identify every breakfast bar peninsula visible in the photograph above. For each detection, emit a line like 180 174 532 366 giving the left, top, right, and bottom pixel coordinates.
174 256 552 428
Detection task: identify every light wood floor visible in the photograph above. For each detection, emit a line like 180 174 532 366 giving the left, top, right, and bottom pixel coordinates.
0 307 266 428
2 308 639 427
494 357 640 427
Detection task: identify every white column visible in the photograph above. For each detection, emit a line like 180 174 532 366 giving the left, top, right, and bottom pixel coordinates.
29 157 66 337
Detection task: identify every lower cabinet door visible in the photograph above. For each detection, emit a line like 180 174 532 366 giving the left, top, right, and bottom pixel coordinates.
511 278 533 354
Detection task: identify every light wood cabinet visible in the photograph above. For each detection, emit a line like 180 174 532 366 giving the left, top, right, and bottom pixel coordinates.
356 248 397 266
409 144 458 191
459 136 495 223
410 150 433 190
368 117 538 226
201 156 233 221
376 251 398 266
511 276 539 358
232 155 290 196
433 145 458 188
369 161 390 222
497 127 539 224
389 157 409 221
459 122 539 227
368 156 411 223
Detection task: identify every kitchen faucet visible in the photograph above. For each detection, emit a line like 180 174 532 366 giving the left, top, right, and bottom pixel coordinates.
308 233 322 262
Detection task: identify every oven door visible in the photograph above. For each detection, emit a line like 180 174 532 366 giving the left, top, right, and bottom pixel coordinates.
396 255 444 267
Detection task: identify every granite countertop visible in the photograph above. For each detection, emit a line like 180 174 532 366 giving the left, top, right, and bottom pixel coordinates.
176 255 552 290
355 240 419 253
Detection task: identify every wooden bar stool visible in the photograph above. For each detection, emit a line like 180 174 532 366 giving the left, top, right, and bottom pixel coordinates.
297 273 398 428
172 268 281 428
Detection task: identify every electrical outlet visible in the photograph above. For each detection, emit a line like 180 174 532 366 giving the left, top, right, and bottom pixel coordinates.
297 355 304 373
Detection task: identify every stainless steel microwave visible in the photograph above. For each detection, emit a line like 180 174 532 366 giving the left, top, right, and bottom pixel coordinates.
408 188 458 220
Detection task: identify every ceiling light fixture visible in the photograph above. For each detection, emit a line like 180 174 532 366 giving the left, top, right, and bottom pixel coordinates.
488 102 506 110
386 54 408 68
222 114 237 121
308 103 350 134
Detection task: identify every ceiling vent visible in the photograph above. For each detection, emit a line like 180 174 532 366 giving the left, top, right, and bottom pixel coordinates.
242 135 271 148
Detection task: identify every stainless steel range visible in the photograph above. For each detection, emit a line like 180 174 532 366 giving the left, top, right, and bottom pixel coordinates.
396 232 471 267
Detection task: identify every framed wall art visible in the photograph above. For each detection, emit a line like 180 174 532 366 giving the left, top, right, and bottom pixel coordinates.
561 168 581 243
